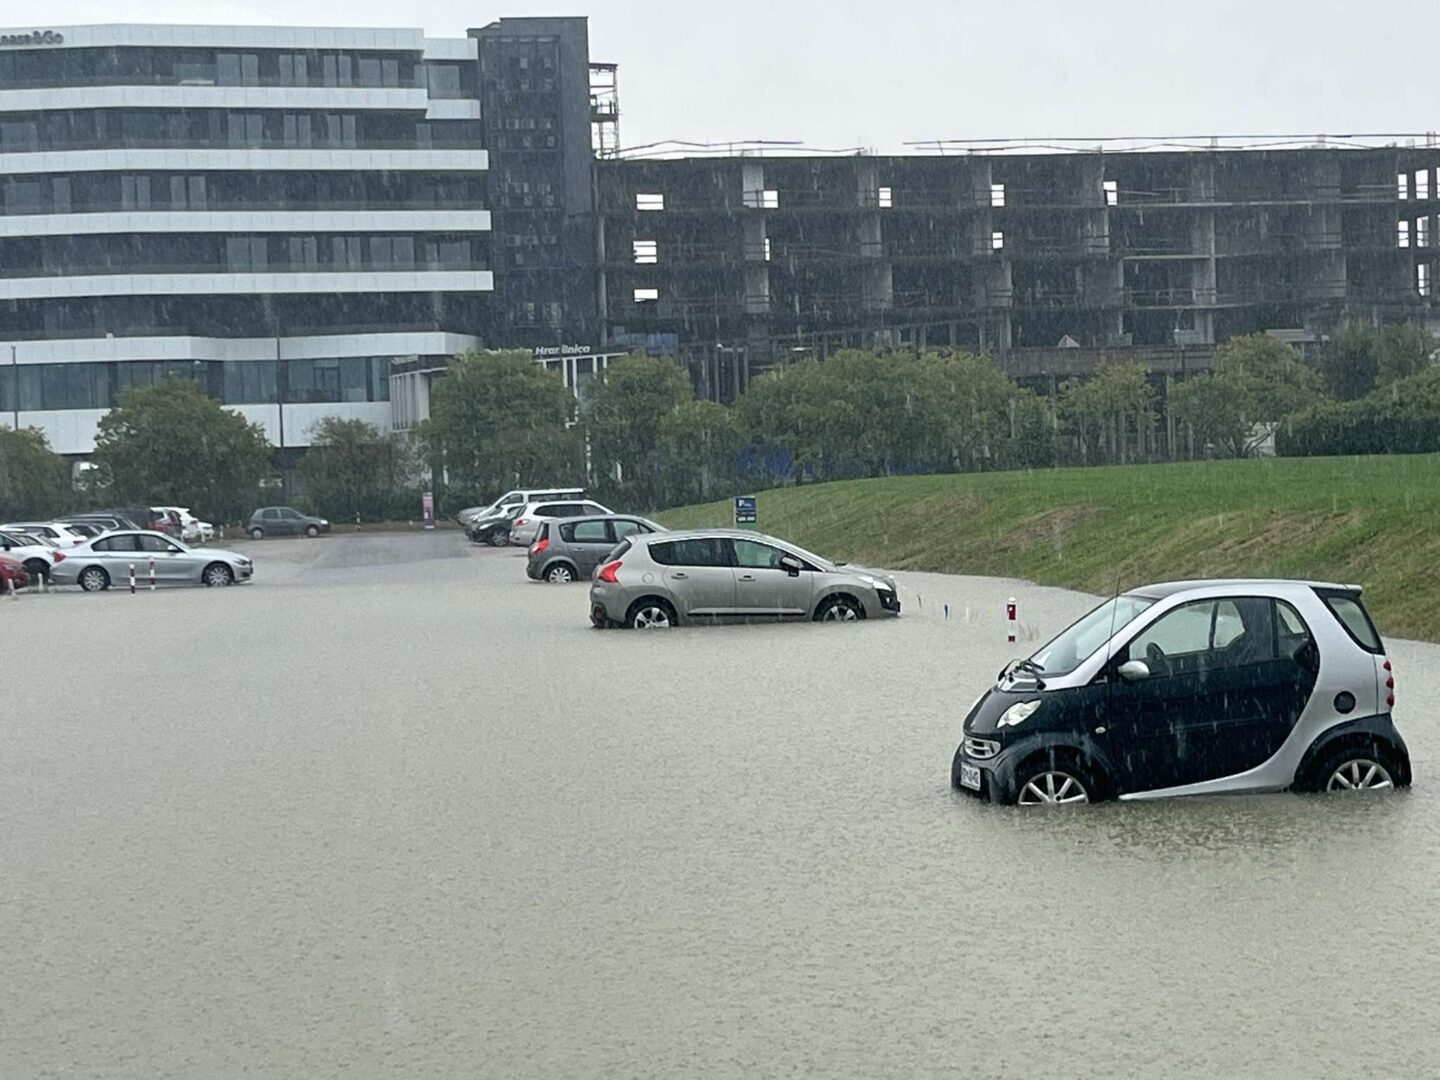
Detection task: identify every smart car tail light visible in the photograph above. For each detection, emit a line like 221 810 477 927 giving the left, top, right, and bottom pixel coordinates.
597 560 621 584
1385 659 1395 707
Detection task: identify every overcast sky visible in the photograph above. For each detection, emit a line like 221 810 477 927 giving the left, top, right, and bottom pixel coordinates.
29 1 1436 152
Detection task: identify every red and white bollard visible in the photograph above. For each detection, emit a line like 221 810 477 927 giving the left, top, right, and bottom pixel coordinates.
1006 597 1017 644
129 562 136 594
149 558 156 591
7 575 16 601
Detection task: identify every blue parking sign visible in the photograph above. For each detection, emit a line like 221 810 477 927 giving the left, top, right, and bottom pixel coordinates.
733 495 757 526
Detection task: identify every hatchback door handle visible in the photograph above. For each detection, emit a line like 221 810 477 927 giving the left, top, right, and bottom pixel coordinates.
671 572 688 579
738 574 755 581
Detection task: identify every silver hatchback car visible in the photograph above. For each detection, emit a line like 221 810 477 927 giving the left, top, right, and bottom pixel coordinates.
589 529 900 628
527 514 664 583
49 530 254 591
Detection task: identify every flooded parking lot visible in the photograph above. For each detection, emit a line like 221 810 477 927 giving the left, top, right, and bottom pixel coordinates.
4 533 1438 1078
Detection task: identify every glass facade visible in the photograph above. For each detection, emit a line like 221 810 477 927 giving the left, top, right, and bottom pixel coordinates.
7 357 392 411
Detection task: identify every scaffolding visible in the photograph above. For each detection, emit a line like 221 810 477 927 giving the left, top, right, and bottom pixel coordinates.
589 62 620 159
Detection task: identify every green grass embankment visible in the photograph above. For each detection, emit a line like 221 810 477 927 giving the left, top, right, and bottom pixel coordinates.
657 455 1440 641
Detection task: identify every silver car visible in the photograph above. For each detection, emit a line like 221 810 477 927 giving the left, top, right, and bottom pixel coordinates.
526 514 664 583
49 530 254 591
589 528 901 628
509 499 613 547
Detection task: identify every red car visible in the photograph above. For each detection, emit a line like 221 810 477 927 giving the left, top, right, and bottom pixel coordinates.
0 554 31 592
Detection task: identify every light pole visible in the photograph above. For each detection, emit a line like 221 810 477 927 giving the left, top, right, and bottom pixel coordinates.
275 332 288 498
9 344 17 430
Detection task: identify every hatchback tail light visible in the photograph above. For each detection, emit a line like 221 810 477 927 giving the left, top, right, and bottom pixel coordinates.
532 537 549 555
514 518 528 528
597 560 622 584
52 551 65 563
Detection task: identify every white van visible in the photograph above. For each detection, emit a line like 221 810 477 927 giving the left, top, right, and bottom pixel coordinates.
458 487 586 542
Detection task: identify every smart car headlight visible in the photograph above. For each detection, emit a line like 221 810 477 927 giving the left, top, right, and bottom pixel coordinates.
997 699 1042 728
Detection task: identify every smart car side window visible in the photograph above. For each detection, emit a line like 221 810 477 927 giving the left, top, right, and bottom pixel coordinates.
1125 601 1214 675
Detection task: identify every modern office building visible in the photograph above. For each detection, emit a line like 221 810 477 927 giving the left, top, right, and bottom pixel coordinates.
597 145 1440 399
0 22 495 457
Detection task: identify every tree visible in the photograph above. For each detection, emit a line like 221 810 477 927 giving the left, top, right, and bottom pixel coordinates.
418 350 582 510
1319 322 1379 401
297 417 416 521
1169 373 1250 458
1059 361 1155 464
1213 333 1324 420
0 426 69 520
736 358 833 482
1375 323 1437 387
91 379 271 522
583 353 694 507
655 399 745 506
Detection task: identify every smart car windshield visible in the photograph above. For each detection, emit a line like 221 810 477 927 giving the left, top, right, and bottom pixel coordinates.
1026 594 1156 677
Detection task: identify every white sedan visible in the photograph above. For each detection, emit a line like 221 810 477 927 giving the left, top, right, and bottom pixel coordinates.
0 529 58 582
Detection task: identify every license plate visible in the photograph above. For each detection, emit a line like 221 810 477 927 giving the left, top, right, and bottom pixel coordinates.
959 762 981 791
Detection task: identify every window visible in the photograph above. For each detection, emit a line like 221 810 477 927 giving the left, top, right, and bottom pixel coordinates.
759 189 779 209
1418 217 1431 248
1028 594 1157 677
1318 591 1383 653
427 63 463 98
763 237 772 261
279 509 304 521
1398 220 1411 248
1420 264 1432 298
223 361 276 404
1276 600 1315 663
634 288 659 302
568 520 610 543
733 539 791 570
262 509 282 521
1103 179 1119 206
1398 173 1410 201
990 182 1006 207
636 192 664 211
581 503 607 516
1419 172 1432 200
649 537 729 567
137 535 175 553
991 231 1005 251
877 186 892 208
611 519 648 540
1127 601 1215 670
92 536 128 552
633 239 658 264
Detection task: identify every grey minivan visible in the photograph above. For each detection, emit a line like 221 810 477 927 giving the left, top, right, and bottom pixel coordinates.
588 528 901 628
526 515 664 583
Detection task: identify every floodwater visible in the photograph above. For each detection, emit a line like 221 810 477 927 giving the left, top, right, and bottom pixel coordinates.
3 533 1438 1078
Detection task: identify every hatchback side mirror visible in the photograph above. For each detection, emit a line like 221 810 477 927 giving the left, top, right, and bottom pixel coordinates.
778 555 802 577
1117 659 1151 682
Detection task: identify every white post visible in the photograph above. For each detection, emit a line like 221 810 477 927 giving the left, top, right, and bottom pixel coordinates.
149 559 156 591
1006 597 1017 644
129 563 136 594
7 575 16 601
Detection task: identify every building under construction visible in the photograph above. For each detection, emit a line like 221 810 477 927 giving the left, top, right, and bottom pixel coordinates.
596 143 1440 399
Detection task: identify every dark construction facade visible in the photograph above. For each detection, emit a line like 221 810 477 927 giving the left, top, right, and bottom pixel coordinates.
597 148 1440 399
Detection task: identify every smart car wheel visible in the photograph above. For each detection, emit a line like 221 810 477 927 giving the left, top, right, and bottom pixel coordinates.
79 566 109 592
546 563 575 583
250 527 265 540
628 598 676 629
1327 759 1394 792
203 562 234 588
1013 753 1102 806
815 594 863 622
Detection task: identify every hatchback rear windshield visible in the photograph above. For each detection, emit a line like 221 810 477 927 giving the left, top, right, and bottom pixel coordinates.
1315 589 1383 653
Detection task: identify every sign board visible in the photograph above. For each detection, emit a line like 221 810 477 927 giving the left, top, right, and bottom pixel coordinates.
733 495 757 527
422 491 435 530
0 30 65 46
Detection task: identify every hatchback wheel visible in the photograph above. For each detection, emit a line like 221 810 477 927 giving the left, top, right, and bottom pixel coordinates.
79 566 109 592
250 527 265 540
1326 758 1394 792
546 564 575 584
487 529 508 547
203 562 234 588
305 524 320 538
815 595 863 622
628 599 676 629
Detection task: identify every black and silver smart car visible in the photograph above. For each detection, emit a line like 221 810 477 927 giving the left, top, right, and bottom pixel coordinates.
952 580 1410 805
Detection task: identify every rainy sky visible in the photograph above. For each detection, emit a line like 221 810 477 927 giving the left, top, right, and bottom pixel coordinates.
27 0 1433 152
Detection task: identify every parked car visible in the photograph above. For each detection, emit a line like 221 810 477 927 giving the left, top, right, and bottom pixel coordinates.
153 506 215 543
950 579 1411 806
0 522 88 547
49 531 253 591
457 487 586 526
466 504 524 547
64 514 143 533
509 499 613 547
248 506 330 539
0 554 30 592
589 529 901 629
0 530 58 582
55 521 106 539
527 515 665 583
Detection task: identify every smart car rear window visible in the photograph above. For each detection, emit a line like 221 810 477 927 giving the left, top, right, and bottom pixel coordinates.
1315 589 1383 653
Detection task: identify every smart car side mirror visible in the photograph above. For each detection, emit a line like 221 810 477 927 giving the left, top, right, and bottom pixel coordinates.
1117 660 1151 682
778 555 802 577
